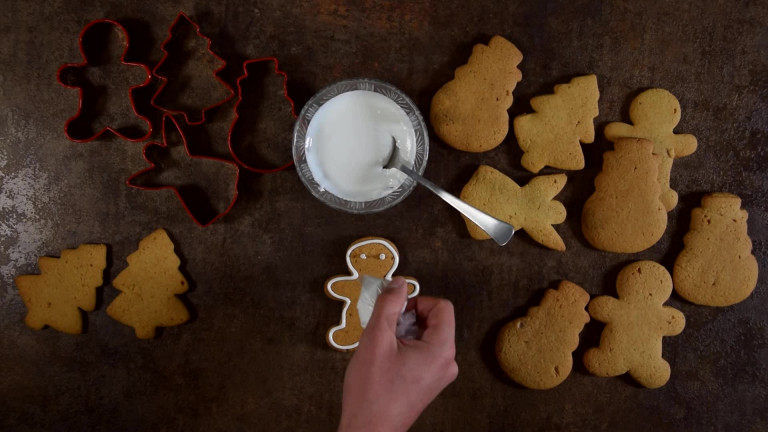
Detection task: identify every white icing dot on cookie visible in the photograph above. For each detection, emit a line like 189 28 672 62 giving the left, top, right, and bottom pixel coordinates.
379 254 386 260
360 254 367 259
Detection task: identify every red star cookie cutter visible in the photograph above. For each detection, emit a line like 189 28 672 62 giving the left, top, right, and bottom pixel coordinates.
227 57 297 173
127 114 241 227
150 11 235 126
57 19 153 142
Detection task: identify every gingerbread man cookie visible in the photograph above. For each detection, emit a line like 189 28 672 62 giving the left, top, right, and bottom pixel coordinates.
583 261 685 388
604 88 697 211
325 237 419 351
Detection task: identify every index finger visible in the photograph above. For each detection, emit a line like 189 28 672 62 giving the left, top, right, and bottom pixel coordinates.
408 296 455 347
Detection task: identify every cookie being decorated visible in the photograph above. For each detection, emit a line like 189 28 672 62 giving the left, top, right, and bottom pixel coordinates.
325 237 419 351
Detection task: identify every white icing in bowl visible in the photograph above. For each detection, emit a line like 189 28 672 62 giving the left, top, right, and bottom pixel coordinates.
305 90 416 202
293 79 429 213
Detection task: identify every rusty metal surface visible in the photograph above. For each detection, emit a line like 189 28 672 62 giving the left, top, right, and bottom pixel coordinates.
1 1 766 431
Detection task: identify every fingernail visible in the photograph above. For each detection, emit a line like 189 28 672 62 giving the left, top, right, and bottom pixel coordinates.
384 277 407 291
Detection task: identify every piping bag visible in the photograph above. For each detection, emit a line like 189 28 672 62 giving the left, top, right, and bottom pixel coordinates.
358 275 419 340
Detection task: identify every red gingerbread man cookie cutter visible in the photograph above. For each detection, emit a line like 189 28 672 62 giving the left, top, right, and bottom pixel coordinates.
57 19 153 142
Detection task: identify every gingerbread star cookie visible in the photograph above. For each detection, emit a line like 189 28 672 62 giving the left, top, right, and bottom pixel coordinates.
325 237 419 351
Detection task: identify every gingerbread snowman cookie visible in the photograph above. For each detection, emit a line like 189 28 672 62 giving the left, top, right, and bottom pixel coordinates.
325 237 419 351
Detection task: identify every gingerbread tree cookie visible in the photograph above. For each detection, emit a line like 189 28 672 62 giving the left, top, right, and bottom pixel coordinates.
604 88 697 211
514 74 600 173
430 35 523 152
673 193 759 306
583 261 685 388
582 138 667 253
460 166 567 251
496 281 590 389
16 244 107 334
107 229 190 339
326 237 419 351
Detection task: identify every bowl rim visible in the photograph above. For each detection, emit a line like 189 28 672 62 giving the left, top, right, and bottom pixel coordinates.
292 78 429 214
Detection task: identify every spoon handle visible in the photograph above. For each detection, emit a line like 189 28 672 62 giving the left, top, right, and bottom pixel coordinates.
398 165 516 246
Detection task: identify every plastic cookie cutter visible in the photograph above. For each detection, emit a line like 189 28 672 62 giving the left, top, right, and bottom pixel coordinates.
57 19 153 142
127 114 241 227
150 11 235 126
227 57 297 173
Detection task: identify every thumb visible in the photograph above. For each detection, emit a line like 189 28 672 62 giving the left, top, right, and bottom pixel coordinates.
363 277 408 341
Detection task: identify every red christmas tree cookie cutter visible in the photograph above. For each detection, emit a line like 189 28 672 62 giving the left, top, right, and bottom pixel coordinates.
227 57 297 173
57 19 153 142
127 114 241 227
150 11 235 126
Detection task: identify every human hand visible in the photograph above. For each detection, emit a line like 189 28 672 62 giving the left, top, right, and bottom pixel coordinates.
338 277 458 432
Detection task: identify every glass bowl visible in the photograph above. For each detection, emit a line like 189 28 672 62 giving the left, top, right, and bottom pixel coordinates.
292 78 429 214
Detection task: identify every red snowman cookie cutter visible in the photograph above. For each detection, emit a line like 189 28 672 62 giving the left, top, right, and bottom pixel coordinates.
57 19 153 142
227 57 297 173
127 114 241 227
150 12 235 126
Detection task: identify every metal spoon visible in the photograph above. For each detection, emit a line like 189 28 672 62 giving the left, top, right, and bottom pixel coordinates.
384 138 516 246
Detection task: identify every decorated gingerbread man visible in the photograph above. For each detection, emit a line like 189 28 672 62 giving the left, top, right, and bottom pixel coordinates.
604 88 697 211
325 237 419 351
583 261 685 388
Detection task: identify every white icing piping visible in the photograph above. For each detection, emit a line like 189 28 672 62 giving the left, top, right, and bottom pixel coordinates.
326 238 420 350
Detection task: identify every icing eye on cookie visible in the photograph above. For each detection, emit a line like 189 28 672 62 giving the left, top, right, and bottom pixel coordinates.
360 253 367 259
379 253 386 260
